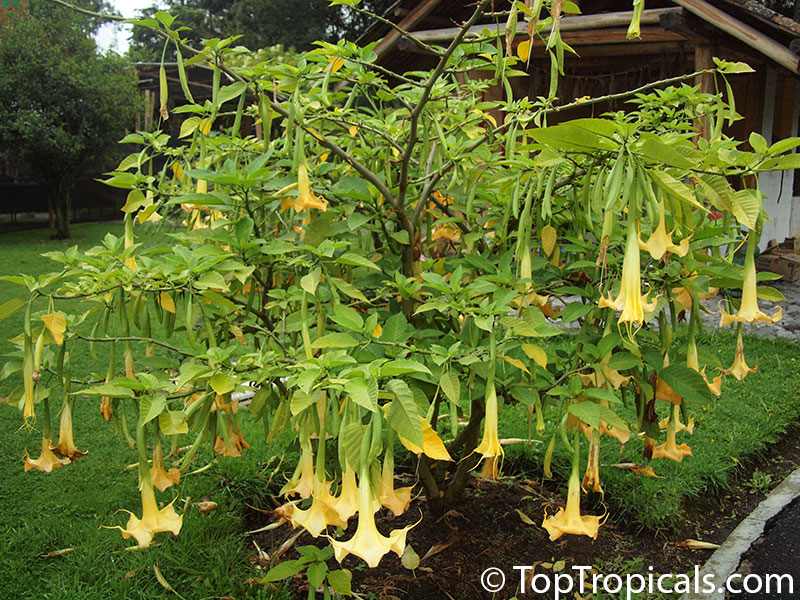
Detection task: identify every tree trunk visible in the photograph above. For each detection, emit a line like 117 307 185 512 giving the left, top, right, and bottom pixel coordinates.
47 176 72 240
794 0 799 24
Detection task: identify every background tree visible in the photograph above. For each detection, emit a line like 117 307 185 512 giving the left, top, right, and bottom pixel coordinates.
0 0 138 239
128 0 396 60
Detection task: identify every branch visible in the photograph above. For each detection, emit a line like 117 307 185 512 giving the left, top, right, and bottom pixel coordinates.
76 335 190 355
47 0 126 21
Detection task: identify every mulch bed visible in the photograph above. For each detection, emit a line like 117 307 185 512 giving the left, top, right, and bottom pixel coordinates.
245 425 800 599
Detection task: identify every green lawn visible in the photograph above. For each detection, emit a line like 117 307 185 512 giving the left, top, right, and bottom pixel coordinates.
1 223 798 598
0 223 290 600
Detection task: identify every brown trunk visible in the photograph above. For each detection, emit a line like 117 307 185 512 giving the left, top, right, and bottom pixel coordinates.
47 176 71 240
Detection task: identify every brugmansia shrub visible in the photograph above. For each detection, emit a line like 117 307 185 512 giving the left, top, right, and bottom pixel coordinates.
3 0 799 576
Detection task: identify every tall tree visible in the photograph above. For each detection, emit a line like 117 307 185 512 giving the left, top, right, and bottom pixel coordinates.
0 0 139 239
128 0 396 61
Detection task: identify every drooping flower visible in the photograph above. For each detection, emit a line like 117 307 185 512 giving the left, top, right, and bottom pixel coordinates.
149 434 179 492
281 445 315 499
379 436 413 517
329 467 415 568
474 371 503 480
582 434 603 495
295 163 328 212
331 463 360 523
52 397 86 460
290 474 347 537
542 433 605 540
599 221 658 337
719 246 781 327
722 326 758 381
651 408 692 463
686 331 722 397
638 201 690 260
24 436 70 473
659 403 695 435
107 479 183 548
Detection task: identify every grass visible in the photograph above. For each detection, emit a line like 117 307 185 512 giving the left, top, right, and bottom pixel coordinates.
0 223 293 600
1 223 798 598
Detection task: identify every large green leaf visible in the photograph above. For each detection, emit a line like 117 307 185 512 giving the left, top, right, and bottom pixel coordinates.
386 379 422 447
312 333 359 349
139 394 166 425
660 364 713 404
344 377 378 412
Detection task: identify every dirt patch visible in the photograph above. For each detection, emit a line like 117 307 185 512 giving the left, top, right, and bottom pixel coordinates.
247 425 800 600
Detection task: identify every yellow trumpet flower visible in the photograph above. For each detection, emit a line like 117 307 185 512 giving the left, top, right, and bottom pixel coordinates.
24 436 70 473
149 436 179 493
687 334 722 397
330 468 415 568
719 250 781 327
295 163 328 212
599 222 658 337
290 475 347 537
652 409 692 463
659 403 695 435
542 433 605 540
582 435 603 495
331 464 360 523
52 397 86 460
108 480 183 548
379 439 413 517
655 354 681 405
638 202 690 260
722 327 758 381
475 375 503 480
281 446 315 499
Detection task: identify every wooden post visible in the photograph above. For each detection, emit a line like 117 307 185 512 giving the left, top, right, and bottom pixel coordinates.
694 44 713 139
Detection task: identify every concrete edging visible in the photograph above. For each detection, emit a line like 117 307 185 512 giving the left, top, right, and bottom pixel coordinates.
681 465 800 600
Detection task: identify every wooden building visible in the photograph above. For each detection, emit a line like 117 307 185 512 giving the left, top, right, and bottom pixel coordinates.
360 0 800 244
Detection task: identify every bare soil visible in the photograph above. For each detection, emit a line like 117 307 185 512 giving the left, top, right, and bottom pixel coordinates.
246 425 800 599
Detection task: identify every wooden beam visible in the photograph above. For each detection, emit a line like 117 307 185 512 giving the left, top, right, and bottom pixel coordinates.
374 0 443 60
672 0 800 75
411 7 682 43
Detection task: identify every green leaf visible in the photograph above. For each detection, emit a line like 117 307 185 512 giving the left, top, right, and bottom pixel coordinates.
216 82 247 106
440 371 460 405
74 384 134 398
331 304 364 331
139 394 167 425
605 352 641 370
336 252 380 271
568 401 600 430
210 373 236 395
312 333 359 349
330 277 369 303
730 189 761 229
195 271 228 291
0 298 24 322
341 422 363 472
756 286 786 302
263 560 306 582
344 377 378 412
301 269 320 295
159 410 189 435
660 364 713 404
327 570 352 596
307 561 328 589
386 379 422 447
290 389 319 415
380 360 431 377
559 302 593 324
582 388 620 404
648 169 704 211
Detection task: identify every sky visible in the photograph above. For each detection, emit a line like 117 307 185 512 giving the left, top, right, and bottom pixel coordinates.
95 0 159 54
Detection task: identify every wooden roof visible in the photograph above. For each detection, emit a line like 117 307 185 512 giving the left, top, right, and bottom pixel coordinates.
360 0 800 76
